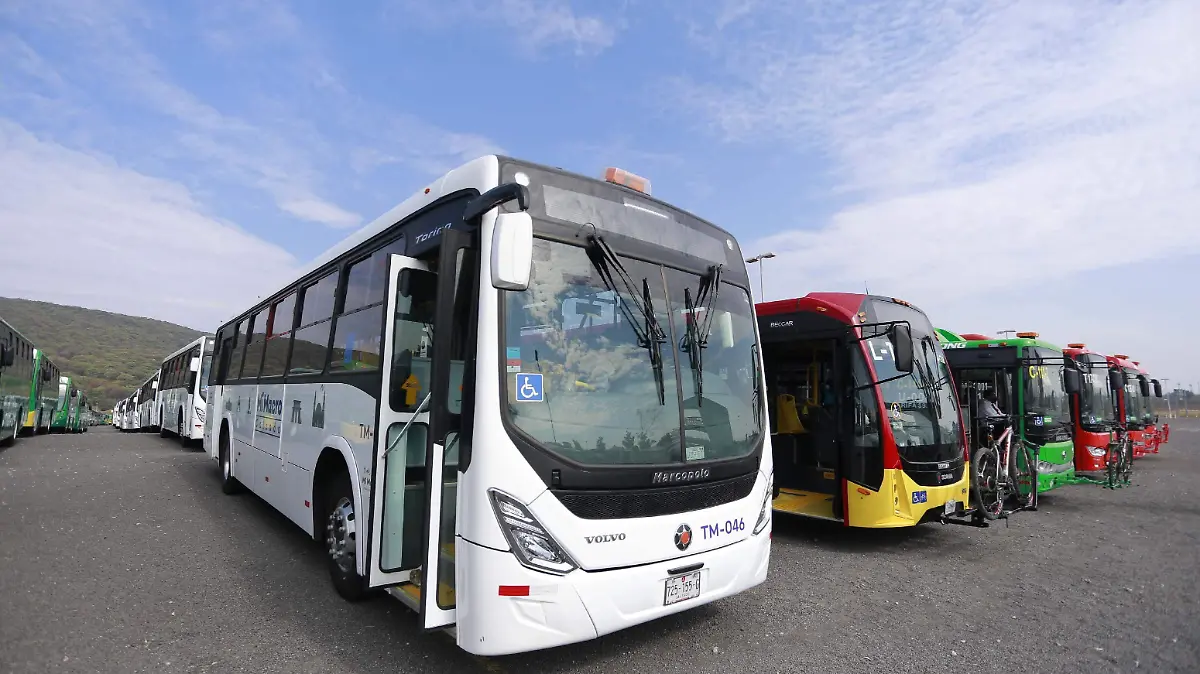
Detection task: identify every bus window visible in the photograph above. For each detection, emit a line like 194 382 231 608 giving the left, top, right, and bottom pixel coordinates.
387 268 438 412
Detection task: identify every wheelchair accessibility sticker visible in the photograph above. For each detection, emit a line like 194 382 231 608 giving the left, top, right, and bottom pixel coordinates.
515 373 544 403
912 490 928 504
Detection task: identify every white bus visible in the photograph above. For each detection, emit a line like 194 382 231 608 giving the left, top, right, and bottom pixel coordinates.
157 336 214 446
203 156 772 656
136 372 160 431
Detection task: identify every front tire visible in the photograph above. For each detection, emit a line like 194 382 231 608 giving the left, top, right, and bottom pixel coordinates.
178 412 190 449
323 473 370 602
219 430 241 495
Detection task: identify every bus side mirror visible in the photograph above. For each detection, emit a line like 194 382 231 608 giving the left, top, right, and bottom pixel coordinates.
1139 377 1150 397
70 388 78 398
887 323 914 373
1153 380 1163 398
1063 368 1081 395
491 211 533 291
0 344 12 368
1109 369 1124 392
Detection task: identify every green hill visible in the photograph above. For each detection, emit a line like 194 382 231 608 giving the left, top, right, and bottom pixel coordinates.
0 297 205 410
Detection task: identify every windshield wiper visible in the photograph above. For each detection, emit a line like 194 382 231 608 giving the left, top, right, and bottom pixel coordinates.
681 264 723 405
585 234 668 405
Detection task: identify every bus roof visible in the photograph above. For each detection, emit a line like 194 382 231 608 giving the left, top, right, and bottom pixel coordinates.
933 329 1063 352
219 154 744 332
756 292 927 324
160 335 214 364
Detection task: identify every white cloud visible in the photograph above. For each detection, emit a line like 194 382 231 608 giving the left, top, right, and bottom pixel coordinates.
390 0 618 56
0 120 298 331
678 0 1200 380
2 0 363 229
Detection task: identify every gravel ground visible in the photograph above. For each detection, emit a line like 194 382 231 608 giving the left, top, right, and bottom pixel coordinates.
2 422 1197 674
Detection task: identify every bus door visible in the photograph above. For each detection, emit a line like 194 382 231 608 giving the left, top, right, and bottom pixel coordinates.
366 230 477 632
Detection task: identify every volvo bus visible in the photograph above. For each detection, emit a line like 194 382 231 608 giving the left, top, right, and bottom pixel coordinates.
756 293 977 528
1 318 35 446
1062 343 1130 487
937 331 1076 494
135 372 160 431
49 376 78 433
203 157 772 655
157 336 213 446
25 349 60 434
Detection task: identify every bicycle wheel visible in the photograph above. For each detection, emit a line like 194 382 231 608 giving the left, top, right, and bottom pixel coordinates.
1118 436 1133 484
1010 441 1038 510
971 445 1004 520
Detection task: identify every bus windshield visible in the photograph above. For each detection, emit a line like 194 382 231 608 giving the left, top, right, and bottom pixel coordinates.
502 237 762 466
1122 368 1145 426
1078 358 1115 428
863 331 961 463
1024 347 1071 429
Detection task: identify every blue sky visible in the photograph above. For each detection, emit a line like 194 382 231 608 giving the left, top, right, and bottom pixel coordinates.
2 0 1198 389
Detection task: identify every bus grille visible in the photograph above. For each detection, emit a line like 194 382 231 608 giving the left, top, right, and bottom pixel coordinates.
901 459 965 488
552 472 758 520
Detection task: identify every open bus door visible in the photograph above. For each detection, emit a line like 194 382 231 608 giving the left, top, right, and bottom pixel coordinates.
365 229 477 633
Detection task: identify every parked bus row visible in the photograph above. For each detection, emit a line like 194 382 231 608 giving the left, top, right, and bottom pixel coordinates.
107 155 1171 657
0 316 102 448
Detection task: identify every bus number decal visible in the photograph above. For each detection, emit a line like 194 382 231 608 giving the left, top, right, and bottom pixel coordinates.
867 339 894 362
701 518 745 540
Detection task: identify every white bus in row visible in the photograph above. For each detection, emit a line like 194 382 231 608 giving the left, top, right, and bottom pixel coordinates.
135 372 159 431
156 335 214 446
203 155 773 656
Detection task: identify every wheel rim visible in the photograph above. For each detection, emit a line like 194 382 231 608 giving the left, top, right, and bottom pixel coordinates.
327 496 357 574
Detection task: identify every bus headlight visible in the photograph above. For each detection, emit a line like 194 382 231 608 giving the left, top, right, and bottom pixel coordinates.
489 489 577 575
753 476 772 535
1087 446 1106 458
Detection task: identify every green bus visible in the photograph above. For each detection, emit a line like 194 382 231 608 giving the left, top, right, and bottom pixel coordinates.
936 329 1076 494
26 349 61 434
1 317 37 446
50 375 80 433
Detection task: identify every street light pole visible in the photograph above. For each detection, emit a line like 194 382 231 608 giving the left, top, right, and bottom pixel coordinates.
745 252 776 301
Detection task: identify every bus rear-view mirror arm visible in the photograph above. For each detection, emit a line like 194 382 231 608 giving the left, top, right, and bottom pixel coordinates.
463 182 534 292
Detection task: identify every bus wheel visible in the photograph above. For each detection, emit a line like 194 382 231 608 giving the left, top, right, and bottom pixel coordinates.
324 475 369 602
159 409 169 437
219 431 241 495
178 412 189 449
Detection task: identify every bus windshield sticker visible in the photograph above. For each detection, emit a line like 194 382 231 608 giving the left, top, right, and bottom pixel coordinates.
515 373 544 402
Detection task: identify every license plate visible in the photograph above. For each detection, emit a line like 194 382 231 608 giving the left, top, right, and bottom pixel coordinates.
944 500 957 516
663 571 702 606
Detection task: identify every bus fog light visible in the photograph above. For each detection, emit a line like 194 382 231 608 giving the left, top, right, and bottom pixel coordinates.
489 489 577 576
753 476 772 535
1087 446 1106 458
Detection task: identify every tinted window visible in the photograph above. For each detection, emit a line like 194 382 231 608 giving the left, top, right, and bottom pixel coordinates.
261 292 297 378
299 271 338 327
329 305 383 372
240 310 268 379
343 237 406 314
290 322 331 375
228 320 249 380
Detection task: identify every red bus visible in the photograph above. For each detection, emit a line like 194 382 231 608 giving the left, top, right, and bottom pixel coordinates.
1063 343 1127 481
1108 354 1152 459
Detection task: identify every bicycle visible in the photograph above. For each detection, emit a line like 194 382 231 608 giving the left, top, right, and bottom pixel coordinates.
971 415 1039 520
1105 427 1133 489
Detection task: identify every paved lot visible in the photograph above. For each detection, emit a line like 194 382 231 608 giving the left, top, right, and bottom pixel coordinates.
2 422 1198 673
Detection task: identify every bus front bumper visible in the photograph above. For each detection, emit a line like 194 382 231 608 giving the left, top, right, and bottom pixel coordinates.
456 529 771 656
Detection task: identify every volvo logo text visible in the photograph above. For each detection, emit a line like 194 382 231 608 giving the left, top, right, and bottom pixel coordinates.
584 533 626 544
674 524 693 551
651 469 710 485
